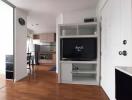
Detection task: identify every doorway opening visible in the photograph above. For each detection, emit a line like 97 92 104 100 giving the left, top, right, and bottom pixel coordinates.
26 32 56 77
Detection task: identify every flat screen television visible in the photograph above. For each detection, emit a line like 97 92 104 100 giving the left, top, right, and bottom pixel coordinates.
60 38 97 61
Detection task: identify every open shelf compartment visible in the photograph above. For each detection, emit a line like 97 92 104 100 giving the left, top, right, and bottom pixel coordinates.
72 73 96 82
72 63 96 73
78 24 97 35
60 25 77 36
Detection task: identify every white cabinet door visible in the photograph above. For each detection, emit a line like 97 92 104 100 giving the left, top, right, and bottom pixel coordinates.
61 63 72 83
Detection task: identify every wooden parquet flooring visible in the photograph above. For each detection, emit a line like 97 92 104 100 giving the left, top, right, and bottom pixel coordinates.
0 65 109 100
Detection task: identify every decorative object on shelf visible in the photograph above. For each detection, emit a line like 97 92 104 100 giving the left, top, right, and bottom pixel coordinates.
123 40 127 45
18 17 25 25
123 50 127 56
119 50 127 56
84 17 97 23
119 51 122 55
119 40 128 56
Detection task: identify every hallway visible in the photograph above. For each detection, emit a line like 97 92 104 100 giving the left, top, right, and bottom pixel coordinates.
0 65 109 100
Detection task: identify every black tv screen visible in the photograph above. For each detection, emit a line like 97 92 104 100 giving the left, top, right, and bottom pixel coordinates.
60 38 97 61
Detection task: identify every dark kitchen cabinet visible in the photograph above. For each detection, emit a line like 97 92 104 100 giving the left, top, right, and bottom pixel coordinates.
115 69 132 100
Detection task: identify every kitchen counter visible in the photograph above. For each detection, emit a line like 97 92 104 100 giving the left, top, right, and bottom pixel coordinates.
116 66 132 77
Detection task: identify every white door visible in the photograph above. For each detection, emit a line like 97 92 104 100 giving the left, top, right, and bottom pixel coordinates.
61 63 72 83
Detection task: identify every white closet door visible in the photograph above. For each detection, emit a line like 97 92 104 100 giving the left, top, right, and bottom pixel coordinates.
61 63 72 83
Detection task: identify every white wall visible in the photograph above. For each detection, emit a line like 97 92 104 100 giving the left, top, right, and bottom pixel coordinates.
98 0 132 99
14 8 27 81
101 0 121 99
0 1 13 74
62 9 96 24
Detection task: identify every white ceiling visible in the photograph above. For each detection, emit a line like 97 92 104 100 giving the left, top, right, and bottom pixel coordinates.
8 0 98 33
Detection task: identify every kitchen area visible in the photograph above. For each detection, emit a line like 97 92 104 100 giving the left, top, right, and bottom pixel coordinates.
27 32 56 66
33 33 56 65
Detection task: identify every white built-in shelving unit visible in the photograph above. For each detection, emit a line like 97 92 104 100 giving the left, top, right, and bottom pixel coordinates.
57 21 100 85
